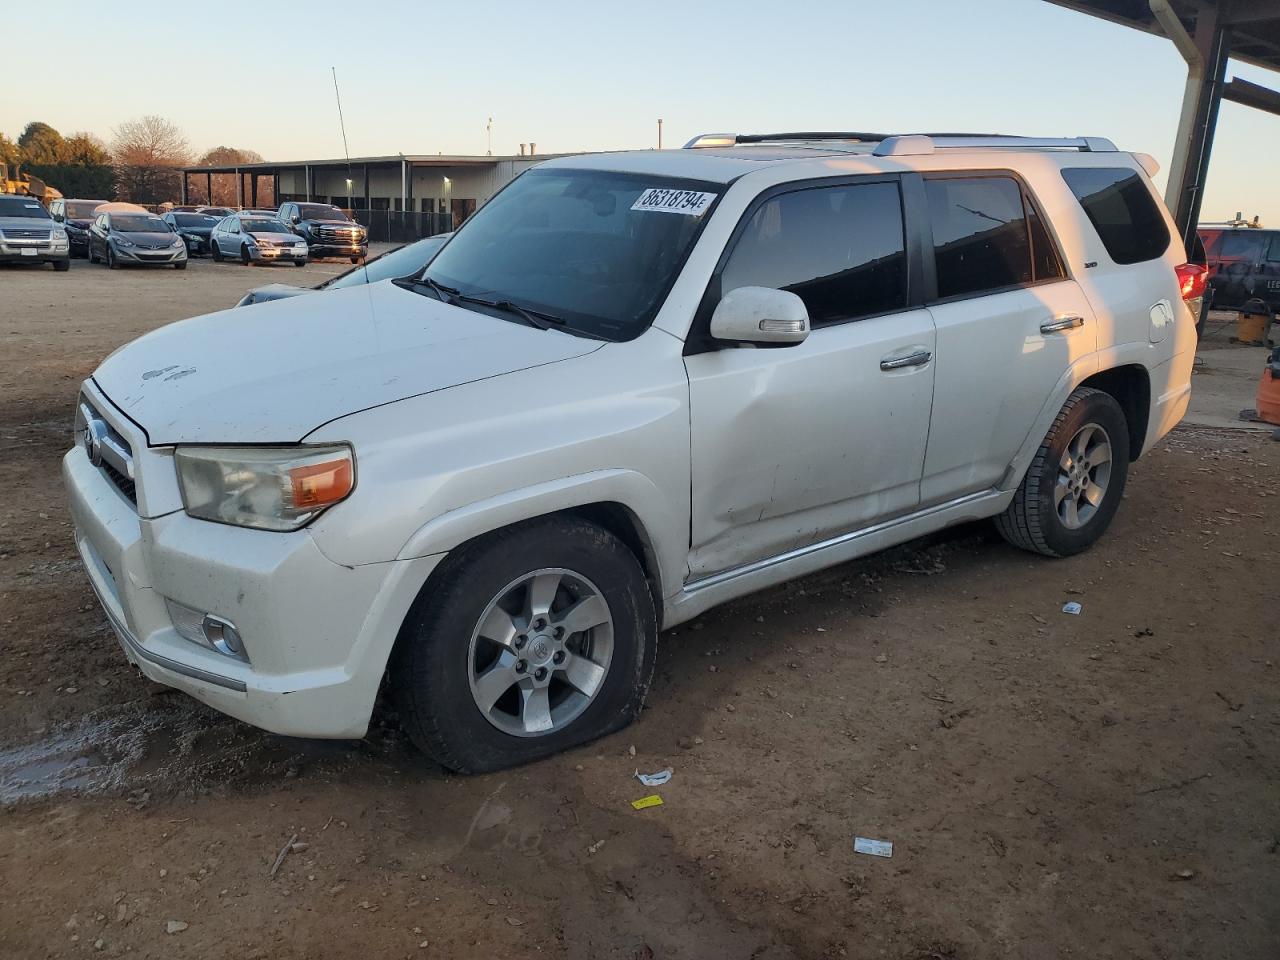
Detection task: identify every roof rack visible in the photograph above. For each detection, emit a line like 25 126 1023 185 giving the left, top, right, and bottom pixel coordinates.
683 132 1118 154
683 132 890 148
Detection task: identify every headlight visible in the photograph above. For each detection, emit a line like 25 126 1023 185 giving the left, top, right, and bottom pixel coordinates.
175 445 355 531
172 237 186 248
53 227 68 240
114 235 134 248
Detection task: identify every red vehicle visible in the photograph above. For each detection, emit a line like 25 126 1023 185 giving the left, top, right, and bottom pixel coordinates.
1196 225 1280 321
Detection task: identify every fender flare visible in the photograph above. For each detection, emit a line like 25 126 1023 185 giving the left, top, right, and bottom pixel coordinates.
393 468 683 599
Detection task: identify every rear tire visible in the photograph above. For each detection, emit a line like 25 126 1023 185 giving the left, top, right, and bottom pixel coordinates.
392 516 657 774
995 387 1130 557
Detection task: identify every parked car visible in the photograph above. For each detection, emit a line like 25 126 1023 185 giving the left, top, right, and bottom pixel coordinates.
162 212 222 257
277 201 368 262
1197 225 1280 317
197 206 234 218
236 232 452 306
65 132 1199 773
0 194 70 270
87 211 187 269
209 213 308 266
240 208 280 217
49 197 110 258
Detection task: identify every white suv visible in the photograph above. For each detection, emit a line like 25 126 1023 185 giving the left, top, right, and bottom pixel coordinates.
64 133 1201 772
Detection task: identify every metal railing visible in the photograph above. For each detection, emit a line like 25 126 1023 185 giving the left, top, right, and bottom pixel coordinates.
350 211 455 243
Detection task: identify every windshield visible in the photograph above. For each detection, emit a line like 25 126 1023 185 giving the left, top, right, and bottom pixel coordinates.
113 215 170 233
423 169 719 340
66 201 105 218
327 234 449 291
0 198 52 219
298 204 351 221
243 219 287 233
174 214 219 227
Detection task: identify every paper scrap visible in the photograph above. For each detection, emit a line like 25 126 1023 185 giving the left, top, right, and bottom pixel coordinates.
635 768 672 787
631 794 664 810
853 837 893 858
1062 602 1082 615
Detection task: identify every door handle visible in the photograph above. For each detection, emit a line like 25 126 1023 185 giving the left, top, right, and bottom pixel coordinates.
1041 314 1085 334
880 350 932 371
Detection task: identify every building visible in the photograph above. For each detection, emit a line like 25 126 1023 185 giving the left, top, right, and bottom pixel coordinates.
178 149 567 240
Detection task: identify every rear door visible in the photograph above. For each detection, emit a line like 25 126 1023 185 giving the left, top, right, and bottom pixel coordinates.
918 173 1096 505
684 177 937 578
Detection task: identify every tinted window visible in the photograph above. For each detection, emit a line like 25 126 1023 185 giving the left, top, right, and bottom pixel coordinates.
1061 167 1170 265
1218 230 1267 260
0 197 52 219
1026 199 1065 281
927 177 1031 298
1268 234 1280 263
112 215 168 232
720 181 907 326
299 204 349 221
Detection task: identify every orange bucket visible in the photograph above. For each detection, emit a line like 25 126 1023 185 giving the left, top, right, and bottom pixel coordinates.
1236 305 1271 345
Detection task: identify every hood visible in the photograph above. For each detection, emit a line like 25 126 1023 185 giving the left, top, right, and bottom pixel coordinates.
180 226 214 236
115 231 179 248
248 231 301 243
66 218 94 229
0 216 54 232
94 280 602 445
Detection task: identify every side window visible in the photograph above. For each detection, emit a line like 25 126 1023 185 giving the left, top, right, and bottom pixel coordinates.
1219 230 1266 260
719 181 907 326
1061 166 1171 265
926 176 1032 299
1025 198 1066 282
1268 234 1280 263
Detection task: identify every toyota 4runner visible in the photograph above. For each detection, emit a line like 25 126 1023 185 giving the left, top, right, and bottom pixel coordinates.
65 133 1200 772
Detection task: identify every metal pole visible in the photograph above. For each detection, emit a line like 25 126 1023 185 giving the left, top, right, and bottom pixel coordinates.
658 118 663 149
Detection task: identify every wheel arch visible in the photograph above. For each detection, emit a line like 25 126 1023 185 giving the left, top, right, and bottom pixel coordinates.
1079 364 1151 460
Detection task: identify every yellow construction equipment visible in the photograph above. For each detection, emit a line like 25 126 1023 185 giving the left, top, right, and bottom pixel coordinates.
0 163 62 205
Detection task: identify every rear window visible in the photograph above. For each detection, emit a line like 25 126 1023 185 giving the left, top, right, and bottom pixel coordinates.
1061 167 1170 265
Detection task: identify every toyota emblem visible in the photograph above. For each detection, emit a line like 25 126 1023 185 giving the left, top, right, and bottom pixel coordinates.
83 417 109 467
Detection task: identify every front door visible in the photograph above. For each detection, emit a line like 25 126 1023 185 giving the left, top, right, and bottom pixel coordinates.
684 178 936 579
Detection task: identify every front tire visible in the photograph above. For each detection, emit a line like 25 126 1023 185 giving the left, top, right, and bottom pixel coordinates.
53 258 70 272
393 516 657 773
87 243 98 264
995 386 1130 557
106 247 119 270
240 243 251 266
211 241 222 262
174 261 187 270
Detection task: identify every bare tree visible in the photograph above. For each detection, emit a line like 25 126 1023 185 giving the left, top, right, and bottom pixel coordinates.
111 116 191 204
193 146 268 206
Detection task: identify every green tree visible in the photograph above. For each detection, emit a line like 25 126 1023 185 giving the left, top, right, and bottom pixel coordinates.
61 132 111 166
0 133 20 171
18 121 66 165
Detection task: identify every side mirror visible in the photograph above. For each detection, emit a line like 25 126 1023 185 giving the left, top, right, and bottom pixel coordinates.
291 215 300 225
52 212 64 222
709 286 810 346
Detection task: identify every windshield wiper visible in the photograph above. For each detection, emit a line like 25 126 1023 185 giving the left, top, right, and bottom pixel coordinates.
456 294 561 331
393 275 460 304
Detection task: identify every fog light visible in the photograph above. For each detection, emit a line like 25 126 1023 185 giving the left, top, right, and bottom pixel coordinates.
201 614 244 658
164 598 249 663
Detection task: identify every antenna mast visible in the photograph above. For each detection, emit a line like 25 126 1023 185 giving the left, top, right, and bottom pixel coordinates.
332 67 352 206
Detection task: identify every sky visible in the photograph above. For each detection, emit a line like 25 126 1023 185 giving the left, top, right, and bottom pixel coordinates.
5 0 1278 223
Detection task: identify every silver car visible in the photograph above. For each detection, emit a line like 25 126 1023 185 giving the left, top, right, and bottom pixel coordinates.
210 214 309 266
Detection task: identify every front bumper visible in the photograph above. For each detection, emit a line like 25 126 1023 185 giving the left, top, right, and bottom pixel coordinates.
306 239 368 258
247 243 309 262
181 235 211 255
113 242 187 265
0 236 69 263
62 385 440 738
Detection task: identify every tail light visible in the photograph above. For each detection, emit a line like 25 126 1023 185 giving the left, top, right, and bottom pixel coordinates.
1175 263 1208 302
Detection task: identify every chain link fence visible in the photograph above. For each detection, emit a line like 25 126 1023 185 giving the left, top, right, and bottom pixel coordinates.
350 211 455 243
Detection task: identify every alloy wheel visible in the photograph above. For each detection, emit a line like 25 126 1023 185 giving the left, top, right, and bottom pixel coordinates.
467 568 614 737
1055 422 1113 530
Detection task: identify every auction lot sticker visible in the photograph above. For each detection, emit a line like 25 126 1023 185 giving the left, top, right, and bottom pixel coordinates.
631 188 717 216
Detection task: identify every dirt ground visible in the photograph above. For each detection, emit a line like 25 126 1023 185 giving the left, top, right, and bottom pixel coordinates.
0 258 1276 959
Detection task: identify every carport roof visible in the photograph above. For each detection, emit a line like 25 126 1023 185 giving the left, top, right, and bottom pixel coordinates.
1043 0 1280 72
181 154 552 175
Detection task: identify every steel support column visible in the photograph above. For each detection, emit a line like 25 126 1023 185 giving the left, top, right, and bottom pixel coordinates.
180 171 188 205
206 172 212 205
